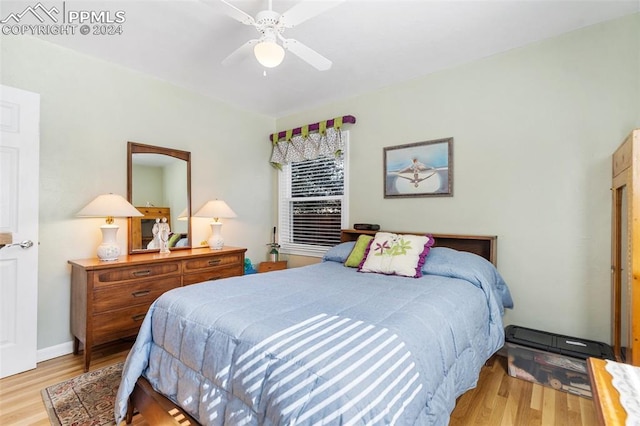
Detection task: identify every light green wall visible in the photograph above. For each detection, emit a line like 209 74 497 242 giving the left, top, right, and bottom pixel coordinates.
1 13 638 354
164 161 188 233
277 14 640 343
1 36 275 351
132 165 164 207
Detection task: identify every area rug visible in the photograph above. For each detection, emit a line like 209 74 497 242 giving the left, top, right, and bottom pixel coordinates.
41 362 123 426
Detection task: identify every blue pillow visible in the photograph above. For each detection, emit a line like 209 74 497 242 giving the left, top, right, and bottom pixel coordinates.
322 241 356 263
423 247 514 313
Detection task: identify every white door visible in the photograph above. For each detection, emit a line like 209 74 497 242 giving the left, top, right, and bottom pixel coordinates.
0 85 40 378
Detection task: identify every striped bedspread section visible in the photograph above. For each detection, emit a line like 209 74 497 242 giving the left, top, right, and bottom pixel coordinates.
226 313 422 426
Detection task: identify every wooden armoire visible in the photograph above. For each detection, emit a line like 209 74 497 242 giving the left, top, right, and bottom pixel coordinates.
611 128 640 366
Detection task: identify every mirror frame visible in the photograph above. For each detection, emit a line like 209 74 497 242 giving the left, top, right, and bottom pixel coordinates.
127 141 192 254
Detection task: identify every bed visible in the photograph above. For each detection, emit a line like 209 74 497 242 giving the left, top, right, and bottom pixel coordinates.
115 230 513 425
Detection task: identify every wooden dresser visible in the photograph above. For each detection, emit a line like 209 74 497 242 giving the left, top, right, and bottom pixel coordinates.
69 246 246 371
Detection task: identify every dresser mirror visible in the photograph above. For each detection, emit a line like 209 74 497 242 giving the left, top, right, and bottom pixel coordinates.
127 142 191 254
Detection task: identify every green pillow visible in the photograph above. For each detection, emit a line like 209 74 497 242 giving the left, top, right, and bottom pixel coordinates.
168 233 182 247
344 235 373 267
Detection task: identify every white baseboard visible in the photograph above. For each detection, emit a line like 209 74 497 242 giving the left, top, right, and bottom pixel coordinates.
37 341 74 362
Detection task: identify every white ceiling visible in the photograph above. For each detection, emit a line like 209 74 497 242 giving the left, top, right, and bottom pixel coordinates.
23 0 640 117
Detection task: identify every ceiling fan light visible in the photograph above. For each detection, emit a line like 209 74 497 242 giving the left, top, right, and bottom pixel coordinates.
254 41 285 68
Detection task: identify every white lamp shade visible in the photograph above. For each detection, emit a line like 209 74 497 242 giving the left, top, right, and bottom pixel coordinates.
194 200 237 220
77 193 143 218
254 41 285 68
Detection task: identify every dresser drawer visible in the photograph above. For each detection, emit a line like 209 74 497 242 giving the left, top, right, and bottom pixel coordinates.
183 265 244 285
183 253 242 273
93 276 180 313
94 262 181 286
92 305 151 344
258 261 287 273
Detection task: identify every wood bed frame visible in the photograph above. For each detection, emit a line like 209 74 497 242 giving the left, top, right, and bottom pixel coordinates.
125 229 498 425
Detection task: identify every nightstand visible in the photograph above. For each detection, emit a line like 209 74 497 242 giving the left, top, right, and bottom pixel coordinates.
257 260 287 273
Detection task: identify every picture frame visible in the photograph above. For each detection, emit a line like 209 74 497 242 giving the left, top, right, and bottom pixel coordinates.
383 137 453 198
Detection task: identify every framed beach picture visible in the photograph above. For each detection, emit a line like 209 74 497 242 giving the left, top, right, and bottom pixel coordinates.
384 137 453 198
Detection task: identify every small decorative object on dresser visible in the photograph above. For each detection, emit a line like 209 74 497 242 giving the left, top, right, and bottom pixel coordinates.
68 246 246 371
158 217 170 254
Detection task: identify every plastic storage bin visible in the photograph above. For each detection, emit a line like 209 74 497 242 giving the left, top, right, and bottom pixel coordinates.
505 325 615 398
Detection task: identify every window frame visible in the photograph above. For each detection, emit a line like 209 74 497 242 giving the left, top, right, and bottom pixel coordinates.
278 131 349 258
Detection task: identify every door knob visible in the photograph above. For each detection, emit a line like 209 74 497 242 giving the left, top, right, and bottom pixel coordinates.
0 240 34 250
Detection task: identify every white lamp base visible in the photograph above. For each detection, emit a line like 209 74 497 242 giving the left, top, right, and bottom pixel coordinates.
208 221 224 250
97 224 121 261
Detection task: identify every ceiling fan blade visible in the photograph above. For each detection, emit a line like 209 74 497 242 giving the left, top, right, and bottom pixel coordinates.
282 38 332 71
278 0 344 28
222 39 258 67
217 0 255 25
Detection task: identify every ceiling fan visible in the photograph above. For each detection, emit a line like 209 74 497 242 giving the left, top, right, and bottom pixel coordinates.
218 0 343 71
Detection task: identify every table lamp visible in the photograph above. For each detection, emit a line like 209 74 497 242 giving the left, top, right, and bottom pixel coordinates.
77 193 143 261
177 207 189 221
194 199 237 249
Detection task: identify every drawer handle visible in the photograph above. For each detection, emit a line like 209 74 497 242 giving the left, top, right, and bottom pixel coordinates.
131 290 150 298
208 259 221 266
132 314 146 322
132 270 151 277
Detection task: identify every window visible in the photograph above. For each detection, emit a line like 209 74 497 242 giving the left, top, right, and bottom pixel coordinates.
278 131 349 257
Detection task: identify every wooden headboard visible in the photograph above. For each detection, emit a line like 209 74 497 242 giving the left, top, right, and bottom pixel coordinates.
340 229 497 266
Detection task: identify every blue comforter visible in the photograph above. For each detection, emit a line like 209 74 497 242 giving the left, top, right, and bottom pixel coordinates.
115 248 511 425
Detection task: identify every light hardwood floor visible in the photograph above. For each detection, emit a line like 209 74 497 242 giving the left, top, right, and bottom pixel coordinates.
0 343 598 426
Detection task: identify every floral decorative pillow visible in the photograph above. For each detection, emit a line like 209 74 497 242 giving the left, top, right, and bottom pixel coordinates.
358 232 434 278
